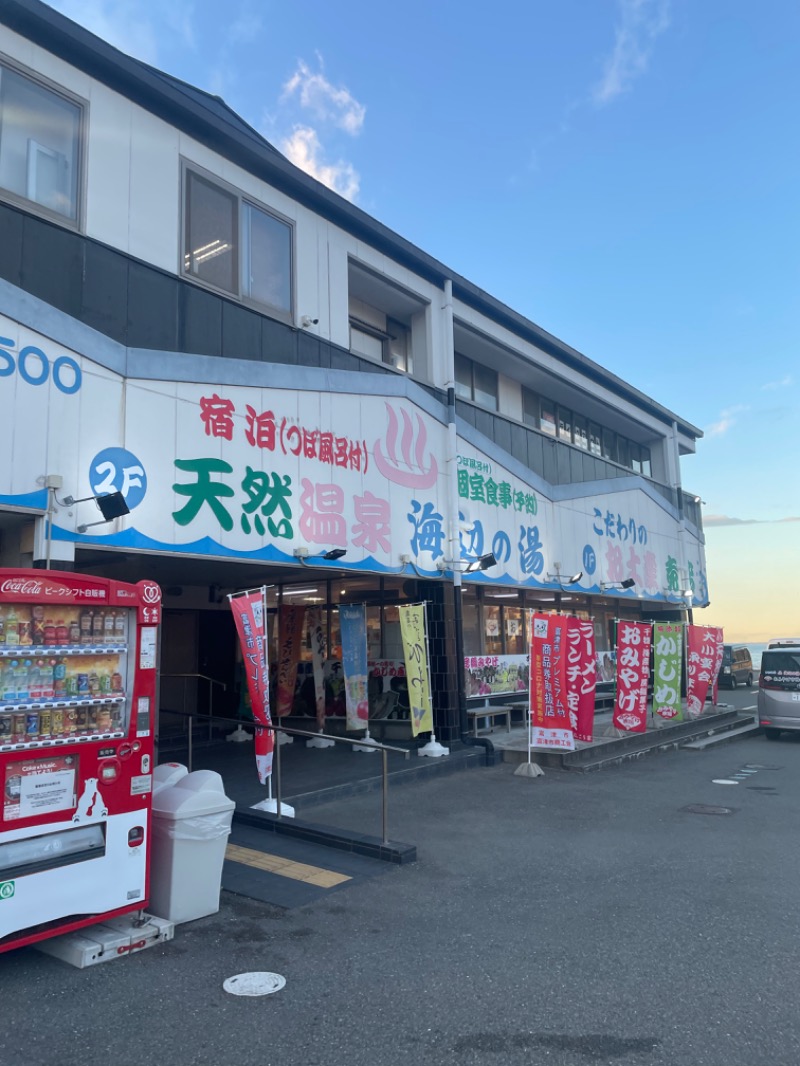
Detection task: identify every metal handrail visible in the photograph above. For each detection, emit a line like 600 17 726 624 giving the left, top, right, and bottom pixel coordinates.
159 708 409 845
160 672 227 744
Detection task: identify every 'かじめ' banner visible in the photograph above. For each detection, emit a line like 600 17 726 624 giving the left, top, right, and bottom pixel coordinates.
652 623 683 721
612 621 652 733
229 589 274 783
530 613 574 751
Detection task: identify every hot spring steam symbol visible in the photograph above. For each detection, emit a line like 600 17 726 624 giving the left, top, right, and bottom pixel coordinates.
372 404 438 488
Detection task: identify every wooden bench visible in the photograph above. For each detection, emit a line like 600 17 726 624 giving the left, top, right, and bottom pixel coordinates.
467 705 512 736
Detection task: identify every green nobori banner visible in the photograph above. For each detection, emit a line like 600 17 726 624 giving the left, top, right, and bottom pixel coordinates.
0 880 15 901
653 623 684 720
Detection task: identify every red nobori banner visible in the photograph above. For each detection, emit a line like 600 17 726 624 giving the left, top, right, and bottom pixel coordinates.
230 590 274 783
565 618 597 743
710 625 725 706
686 625 720 716
612 621 652 733
530 613 574 751
276 604 305 717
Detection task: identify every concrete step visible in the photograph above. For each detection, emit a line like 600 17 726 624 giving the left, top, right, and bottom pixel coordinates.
500 709 744 773
681 716 760 751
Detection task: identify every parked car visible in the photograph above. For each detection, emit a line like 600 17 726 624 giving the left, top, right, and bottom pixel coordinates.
718 645 753 688
758 639 800 740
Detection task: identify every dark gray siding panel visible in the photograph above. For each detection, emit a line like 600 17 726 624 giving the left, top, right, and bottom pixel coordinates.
180 285 222 356
527 432 544 478
222 301 262 360
81 241 128 343
261 316 297 364
542 439 558 483
510 422 528 468
127 261 178 350
21 214 82 319
0 203 23 285
492 414 511 455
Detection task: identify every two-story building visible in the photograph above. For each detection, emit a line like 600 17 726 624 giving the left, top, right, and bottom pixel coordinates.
0 0 707 746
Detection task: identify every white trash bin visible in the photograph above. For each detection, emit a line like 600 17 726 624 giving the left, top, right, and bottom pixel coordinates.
149 770 235 925
153 761 188 795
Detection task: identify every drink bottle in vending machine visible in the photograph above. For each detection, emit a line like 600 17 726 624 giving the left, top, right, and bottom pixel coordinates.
0 569 161 954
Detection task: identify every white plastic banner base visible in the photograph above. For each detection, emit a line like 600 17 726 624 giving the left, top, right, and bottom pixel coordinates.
306 732 335 749
250 798 296 817
352 731 379 754
418 735 449 758
226 725 252 743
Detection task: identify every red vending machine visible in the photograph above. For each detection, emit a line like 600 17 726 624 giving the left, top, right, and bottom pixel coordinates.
0 568 161 954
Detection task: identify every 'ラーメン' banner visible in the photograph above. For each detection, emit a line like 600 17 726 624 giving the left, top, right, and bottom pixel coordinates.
229 589 274 783
565 618 596 743
276 604 305 717
652 623 684 721
340 604 370 731
398 603 433 736
686 625 720 716
612 621 652 733
530 613 574 750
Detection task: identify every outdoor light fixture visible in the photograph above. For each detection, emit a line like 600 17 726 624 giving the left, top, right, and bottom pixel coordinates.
67 491 130 534
436 552 497 574
600 578 636 590
547 563 583 586
293 547 348 564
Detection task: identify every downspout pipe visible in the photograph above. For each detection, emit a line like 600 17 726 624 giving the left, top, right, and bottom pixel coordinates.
443 280 494 762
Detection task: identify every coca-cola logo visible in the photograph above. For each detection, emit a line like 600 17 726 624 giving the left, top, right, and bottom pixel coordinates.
0 578 69 597
140 583 161 604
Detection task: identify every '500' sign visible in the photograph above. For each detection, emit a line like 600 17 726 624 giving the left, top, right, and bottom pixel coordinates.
0 336 81 394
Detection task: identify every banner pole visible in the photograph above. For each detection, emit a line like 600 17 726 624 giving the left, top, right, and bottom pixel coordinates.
418 599 449 757
514 608 543 778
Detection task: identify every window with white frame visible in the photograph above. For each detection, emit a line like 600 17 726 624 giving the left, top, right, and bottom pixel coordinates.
0 61 83 223
349 311 412 373
454 353 498 411
183 167 293 318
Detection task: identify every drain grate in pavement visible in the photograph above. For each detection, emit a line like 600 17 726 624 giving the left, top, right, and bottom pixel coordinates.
681 804 736 816
746 786 777 792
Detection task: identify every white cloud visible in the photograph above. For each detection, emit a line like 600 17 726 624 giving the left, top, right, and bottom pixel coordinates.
280 126 360 202
761 374 794 391
592 0 671 106
226 6 263 45
282 58 365 136
705 404 748 437
48 0 195 64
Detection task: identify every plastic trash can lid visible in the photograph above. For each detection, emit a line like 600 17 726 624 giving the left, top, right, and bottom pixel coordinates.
173 769 226 794
151 784 235 819
153 762 189 793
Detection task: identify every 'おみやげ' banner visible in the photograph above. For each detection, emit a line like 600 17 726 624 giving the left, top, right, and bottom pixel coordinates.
276 604 305 717
612 621 652 733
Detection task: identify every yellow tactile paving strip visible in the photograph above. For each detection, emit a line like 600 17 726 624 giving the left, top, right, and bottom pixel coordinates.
225 843 352 889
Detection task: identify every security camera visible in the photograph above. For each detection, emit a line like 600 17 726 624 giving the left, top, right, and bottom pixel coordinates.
301 315 319 328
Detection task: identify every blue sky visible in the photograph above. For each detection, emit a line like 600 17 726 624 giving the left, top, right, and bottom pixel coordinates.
48 0 799 640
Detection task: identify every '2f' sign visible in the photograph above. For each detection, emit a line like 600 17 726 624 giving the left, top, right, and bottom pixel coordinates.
90 448 148 511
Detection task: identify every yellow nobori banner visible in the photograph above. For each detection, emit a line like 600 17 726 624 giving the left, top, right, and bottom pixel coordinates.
398 603 433 736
